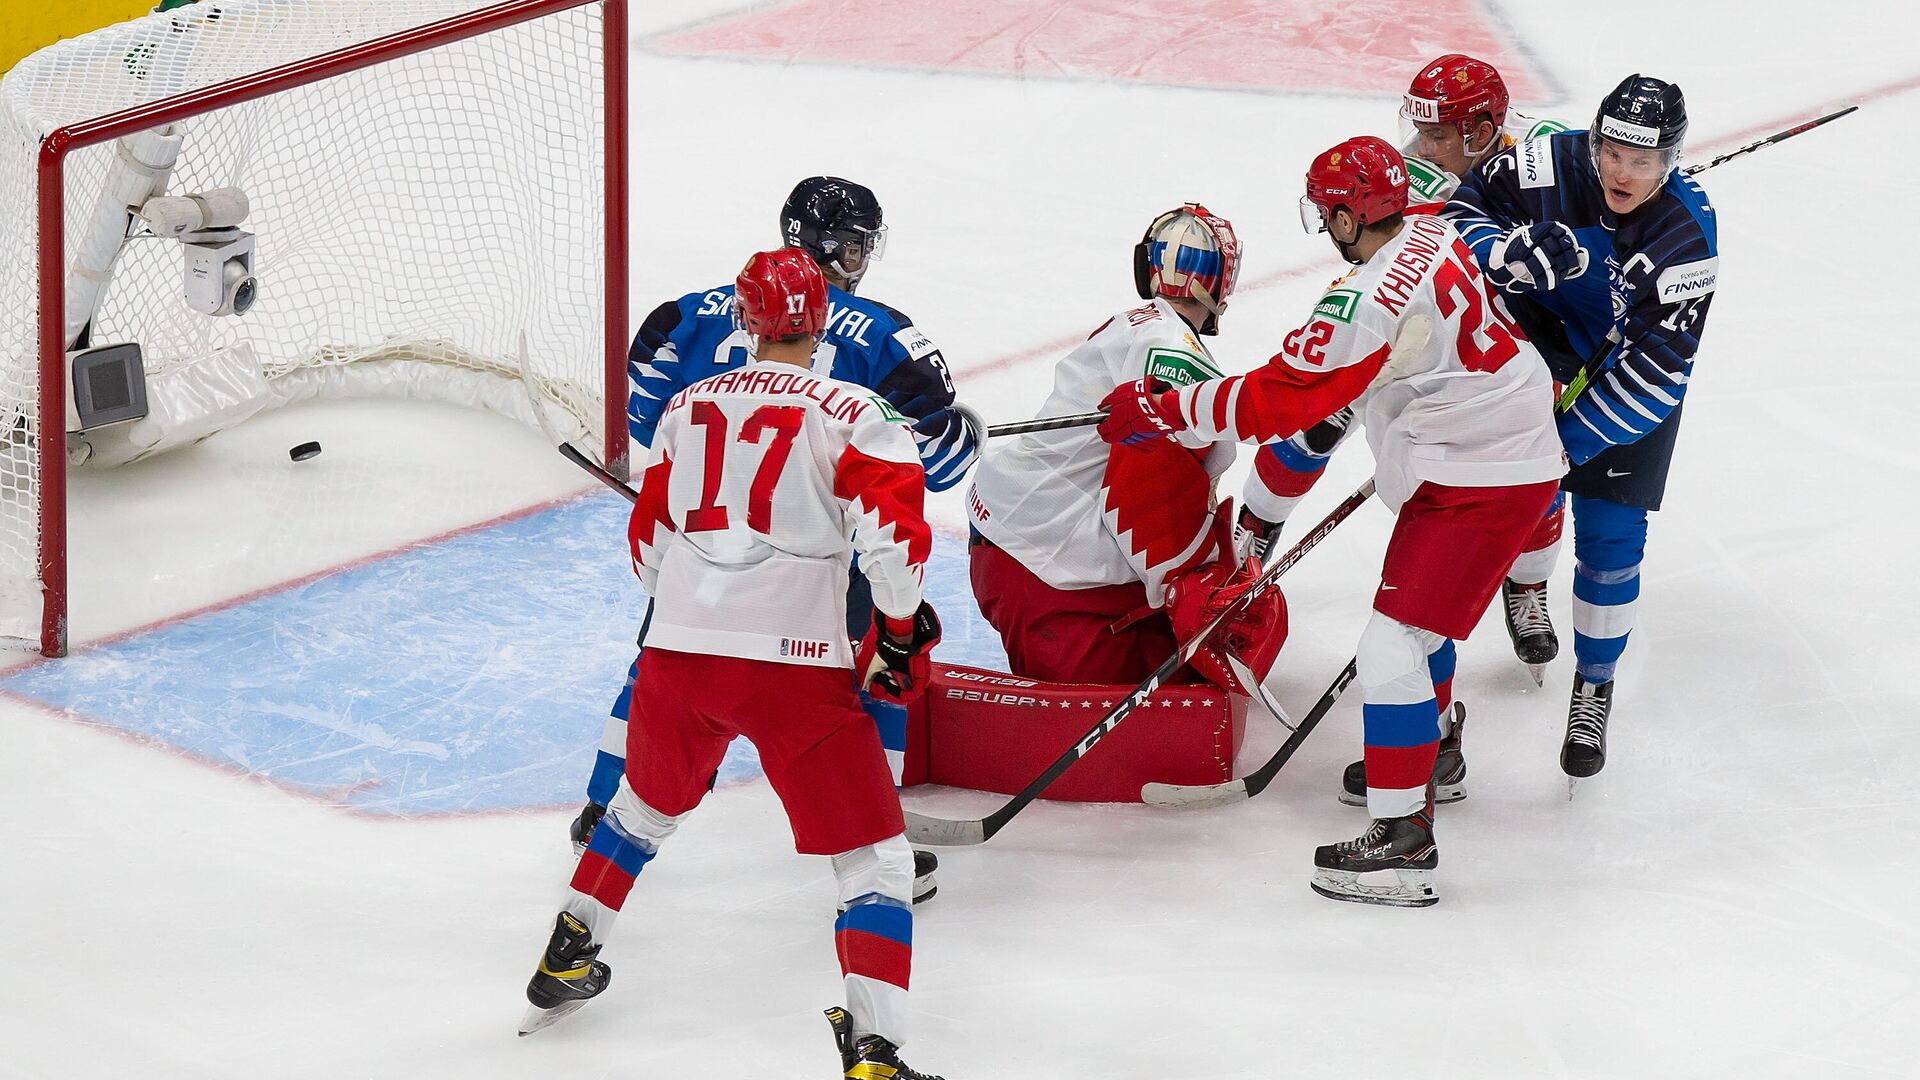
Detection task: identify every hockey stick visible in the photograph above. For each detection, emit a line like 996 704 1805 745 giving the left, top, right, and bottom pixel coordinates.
1555 104 1857 412
515 332 641 503
985 411 1105 438
1141 657 1357 810
903 477 1376 846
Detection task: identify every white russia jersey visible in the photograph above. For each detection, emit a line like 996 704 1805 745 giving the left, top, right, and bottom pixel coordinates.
968 297 1234 595
1405 111 1572 207
629 360 930 668
1179 214 1565 513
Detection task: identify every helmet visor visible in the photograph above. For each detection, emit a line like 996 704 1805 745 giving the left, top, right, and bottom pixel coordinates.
1590 134 1679 182
1298 195 1328 235
829 222 888 275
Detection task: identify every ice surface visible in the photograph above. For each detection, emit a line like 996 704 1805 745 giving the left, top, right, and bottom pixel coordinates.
3 1 1916 1077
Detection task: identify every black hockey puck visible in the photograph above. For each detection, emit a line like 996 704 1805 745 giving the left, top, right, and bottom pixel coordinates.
289 441 322 462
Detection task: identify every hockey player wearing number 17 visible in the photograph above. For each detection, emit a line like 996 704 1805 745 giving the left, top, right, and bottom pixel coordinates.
521 249 949 1080
1098 137 1565 907
1444 75 1718 782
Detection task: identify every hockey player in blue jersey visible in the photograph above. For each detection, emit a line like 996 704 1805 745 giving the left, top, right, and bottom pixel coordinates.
572 177 980 900
1445 74 1718 781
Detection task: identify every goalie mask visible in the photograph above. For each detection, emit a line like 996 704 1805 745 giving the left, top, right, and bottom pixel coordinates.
1132 203 1241 336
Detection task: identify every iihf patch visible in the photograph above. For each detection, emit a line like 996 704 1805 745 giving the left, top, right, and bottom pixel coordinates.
780 637 833 660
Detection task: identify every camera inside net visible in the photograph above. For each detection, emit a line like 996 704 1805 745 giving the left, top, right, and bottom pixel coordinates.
138 187 258 316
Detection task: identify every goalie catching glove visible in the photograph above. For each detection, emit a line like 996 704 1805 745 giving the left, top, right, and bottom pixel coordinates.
1163 556 1287 697
855 601 943 705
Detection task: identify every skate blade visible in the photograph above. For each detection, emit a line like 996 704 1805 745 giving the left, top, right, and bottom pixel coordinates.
1526 663 1547 687
1309 867 1437 908
517 999 586 1036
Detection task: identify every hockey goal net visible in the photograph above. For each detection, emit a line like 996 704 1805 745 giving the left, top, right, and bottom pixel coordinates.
0 0 628 657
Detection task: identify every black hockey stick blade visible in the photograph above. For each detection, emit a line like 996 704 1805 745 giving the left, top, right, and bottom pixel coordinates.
986 411 1106 438
1141 657 1357 810
903 481 1375 846
559 442 638 503
1683 104 1857 177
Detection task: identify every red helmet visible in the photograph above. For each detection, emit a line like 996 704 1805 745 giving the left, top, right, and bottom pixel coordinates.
1402 53 1509 137
734 248 828 342
1132 203 1241 334
1302 136 1410 230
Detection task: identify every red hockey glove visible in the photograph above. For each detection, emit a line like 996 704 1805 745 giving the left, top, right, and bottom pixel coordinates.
1164 557 1288 696
855 601 942 705
1097 378 1187 446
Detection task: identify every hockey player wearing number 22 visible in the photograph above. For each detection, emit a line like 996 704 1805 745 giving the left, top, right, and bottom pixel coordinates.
1100 138 1565 907
1444 74 1718 782
573 177 975 903
522 249 950 1080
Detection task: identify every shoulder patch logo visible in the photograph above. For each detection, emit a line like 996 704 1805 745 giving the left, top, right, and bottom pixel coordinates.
1525 117 1571 139
1313 289 1361 324
1144 347 1222 387
1655 257 1718 303
1518 136 1556 189
869 394 909 423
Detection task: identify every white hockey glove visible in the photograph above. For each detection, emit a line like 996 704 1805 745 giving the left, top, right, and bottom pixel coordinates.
1485 222 1589 294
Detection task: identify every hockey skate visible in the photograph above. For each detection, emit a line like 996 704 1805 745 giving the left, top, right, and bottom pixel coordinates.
1310 806 1438 908
518 912 611 1036
1501 578 1558 685
1561 675 1614 796
913 849 938 904
1338 702 1467 807
826 1005 946 1079
568 802 605 857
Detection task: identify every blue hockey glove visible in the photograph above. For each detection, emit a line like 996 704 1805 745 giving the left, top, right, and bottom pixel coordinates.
1486 222 1589 294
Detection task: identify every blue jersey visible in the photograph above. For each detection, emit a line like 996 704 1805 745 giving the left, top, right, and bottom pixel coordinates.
1446 131 1718 467
627 283 977 491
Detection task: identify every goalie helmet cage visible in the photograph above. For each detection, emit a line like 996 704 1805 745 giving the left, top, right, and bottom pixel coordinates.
0 0 631 657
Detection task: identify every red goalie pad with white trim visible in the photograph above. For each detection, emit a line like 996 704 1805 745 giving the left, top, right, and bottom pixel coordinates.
899 665 1247 802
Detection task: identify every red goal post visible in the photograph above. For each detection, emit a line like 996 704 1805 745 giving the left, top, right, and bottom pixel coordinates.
2 0 629 657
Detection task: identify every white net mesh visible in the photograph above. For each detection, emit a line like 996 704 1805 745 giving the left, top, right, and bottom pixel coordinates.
0 0 612 649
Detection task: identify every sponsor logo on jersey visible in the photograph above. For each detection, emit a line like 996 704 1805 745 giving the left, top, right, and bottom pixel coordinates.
1403 156 1452 201
1313 289 1361 324
1518 137 1557 189
1655 257 1718 302
1145 347 1221 387
869 394 909 424
1599 114 1661 148
1524 117 1571 138
781 637 833 659
893 326 939 359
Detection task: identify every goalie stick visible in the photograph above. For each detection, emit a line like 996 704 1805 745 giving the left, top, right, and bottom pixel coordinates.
903 477 1376 846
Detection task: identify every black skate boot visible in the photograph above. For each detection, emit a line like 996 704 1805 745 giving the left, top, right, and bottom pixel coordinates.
569 802 606 857
1502 578 1558 685
913 849 938 905
1310 805 1438 908
1339 702 1467 807
518 911 612 1035
826 1005 946 1079
1561 675 1614 783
